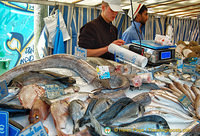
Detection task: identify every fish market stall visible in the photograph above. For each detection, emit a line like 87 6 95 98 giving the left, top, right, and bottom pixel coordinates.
0 51 200 136
0 0 199 135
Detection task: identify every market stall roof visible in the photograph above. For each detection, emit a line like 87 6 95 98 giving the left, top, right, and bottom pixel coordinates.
3 0 200 19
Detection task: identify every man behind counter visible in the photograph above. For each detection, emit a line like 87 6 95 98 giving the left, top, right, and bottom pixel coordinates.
78 0 125 60
122 3 148 44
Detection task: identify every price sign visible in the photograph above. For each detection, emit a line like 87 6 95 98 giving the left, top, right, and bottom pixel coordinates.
0 111 9 136
9 124 20 136
74 46 87 60
45 84 64 99
19 121 48 136
96 66 110 79
0 81 8 100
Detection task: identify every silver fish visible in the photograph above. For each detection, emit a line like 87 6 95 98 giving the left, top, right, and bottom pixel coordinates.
69 100 86 133
42 92 91 105
116 115 171 136
0 87 20 104
106 101 142 126
0 54 98 85
153 71 173 84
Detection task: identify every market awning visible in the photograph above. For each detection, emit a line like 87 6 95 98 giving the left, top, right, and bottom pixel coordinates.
2 0 200 19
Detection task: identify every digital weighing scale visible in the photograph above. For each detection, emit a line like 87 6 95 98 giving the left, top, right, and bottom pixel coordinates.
128 40 176 65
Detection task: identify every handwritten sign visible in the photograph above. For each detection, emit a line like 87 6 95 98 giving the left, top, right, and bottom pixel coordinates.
0 81 8 100
45 84 64 99
19 121 48 136
74 46 87 60
96 66 110 79
0 111 9 136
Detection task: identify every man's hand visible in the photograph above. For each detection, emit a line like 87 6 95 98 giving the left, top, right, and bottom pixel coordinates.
112 39 125 46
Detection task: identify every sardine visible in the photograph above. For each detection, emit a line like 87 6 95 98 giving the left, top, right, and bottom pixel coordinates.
191 86 200 96
173 81 194 104
177 121 199 136
153 71 173 84
183 84 196 102
195 94 200 119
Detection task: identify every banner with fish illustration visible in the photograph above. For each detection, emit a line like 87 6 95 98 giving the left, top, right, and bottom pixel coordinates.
0 1 34 70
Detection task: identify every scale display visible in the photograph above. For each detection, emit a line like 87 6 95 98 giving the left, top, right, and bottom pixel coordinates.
160 51 171 60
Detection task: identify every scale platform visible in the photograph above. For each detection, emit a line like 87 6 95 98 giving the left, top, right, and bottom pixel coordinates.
131 40 176 50
130 40 176 66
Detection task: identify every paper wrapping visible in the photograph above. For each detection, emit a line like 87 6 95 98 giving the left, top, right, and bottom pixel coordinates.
108 43 148 67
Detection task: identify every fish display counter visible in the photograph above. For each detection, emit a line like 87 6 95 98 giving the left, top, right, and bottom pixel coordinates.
0 54 200 136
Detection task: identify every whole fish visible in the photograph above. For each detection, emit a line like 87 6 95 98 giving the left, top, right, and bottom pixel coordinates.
0 87 20 104
195 94 200 119
132 92 151 106
69 100 86 133
29 98 50 124
93 73 130 91
117 115 171 136
41 92 91 105
51 99 69 136
0 54 98 85
0 103 30 117
9 71 67 88
153 71 173 84
96 97 133 124
78 98 113 127
78 98 98 127
18 84 45 109
105 101 142 126
90 89 126 102
177 121 199 136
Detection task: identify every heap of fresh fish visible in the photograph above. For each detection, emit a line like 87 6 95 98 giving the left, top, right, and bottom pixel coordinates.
1 54 200 136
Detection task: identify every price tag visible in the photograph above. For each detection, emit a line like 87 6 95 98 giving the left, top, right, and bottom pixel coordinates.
9 124 20 136
0 80 8 101
178 94 192 108
0 111 9 136
96 66 110 79
74 46 87 60
19 121 48 136
44 84 64 99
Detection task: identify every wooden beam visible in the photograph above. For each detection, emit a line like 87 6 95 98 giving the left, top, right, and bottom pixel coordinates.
164 7 200 15
72 0 83 4
154 3 200 13
175 11 200 17
147 0 188 8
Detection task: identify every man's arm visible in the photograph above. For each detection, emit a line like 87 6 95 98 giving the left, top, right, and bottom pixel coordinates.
86 39 125 57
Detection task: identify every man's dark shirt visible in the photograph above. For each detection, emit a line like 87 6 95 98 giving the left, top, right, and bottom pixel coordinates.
78 15 118 60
